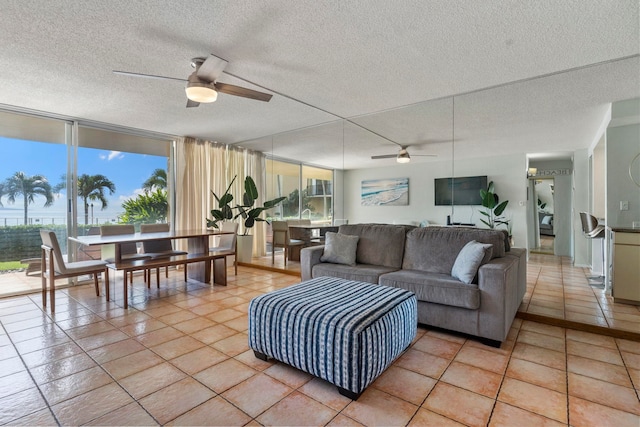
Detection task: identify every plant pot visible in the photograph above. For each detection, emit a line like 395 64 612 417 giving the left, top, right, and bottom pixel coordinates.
236 234 254 263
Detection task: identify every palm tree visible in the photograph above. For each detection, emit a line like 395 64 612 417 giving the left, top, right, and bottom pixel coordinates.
3 172 54 224
142 168 167 192
77 174 116 225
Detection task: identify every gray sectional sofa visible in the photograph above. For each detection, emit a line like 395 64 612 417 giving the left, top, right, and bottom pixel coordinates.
301 223 527 346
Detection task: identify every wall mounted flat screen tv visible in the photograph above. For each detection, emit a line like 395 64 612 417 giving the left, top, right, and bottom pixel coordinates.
434 175 488 205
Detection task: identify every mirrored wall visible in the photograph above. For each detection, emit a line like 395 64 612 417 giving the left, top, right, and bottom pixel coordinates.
238 56 639 252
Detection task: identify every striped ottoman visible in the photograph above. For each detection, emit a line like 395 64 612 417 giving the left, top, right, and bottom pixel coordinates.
248 276 417 399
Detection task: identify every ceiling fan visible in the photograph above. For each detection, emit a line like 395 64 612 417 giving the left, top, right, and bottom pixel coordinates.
371 145 438 163
113 54 273 108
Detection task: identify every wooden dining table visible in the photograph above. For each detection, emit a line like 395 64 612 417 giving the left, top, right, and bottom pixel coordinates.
69 229 231 284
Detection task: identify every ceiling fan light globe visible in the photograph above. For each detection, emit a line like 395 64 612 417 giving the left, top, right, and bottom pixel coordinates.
185 84 218 103
397 149 411 163
185 72 218 103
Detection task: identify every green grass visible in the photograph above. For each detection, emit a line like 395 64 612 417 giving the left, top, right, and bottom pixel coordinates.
0 261 27 271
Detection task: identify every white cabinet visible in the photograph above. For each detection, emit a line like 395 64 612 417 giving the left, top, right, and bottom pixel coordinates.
612 231 640 304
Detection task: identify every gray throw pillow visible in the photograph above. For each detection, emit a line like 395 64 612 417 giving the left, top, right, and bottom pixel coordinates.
320 232 359 266
451 240 493 284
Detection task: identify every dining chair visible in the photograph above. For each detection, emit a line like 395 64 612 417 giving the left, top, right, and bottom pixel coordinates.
271 220 305 266
100 224 151 283
210 221 239 275
40 230 109 312
140 223 188 287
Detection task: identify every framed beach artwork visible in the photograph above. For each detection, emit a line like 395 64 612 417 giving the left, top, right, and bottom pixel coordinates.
361 178 409 206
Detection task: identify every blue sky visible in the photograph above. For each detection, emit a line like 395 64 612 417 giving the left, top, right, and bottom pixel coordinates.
0 137 166 220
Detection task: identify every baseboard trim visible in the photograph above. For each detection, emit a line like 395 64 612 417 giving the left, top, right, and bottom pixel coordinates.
516 311 640 341
237 261 301 277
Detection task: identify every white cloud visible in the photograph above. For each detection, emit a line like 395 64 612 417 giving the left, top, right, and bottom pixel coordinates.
118 188 145 203
100 151 124 161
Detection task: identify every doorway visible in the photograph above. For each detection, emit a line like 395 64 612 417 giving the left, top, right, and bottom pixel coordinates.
530 178 555 254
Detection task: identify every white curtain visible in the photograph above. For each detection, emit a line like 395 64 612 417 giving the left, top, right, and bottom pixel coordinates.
175 137 267 257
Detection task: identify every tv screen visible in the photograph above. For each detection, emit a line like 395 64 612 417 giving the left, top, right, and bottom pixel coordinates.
435 176 488 206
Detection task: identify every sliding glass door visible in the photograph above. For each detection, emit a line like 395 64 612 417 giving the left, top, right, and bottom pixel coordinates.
0 109 173 296
77 126 171 229
266 159 301 221
302 165 333 223
266 159 334 223
0 111 70 277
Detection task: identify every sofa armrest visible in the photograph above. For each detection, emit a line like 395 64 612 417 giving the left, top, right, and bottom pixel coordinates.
476 256 520 342
505 247 527 303
301 245 325 281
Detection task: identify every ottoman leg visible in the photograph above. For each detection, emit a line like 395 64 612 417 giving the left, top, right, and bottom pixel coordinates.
253 351 269 361
338 387 362 400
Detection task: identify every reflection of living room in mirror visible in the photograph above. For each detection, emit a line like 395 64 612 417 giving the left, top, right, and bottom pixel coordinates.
532 178 555 254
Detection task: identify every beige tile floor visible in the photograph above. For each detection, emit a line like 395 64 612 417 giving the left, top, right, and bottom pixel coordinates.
5 248 640 335
0 264 639 426
523 254 640 334
253 251 640 335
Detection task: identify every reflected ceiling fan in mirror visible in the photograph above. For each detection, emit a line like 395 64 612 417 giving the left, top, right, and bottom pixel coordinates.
113 54 273 108
371 145 438 163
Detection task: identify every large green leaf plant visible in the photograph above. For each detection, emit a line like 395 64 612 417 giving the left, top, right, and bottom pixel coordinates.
206 176 237 230
207 176 286 235
479 181 510 230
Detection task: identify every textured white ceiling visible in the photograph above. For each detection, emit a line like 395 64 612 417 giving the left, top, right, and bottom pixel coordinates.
0 0 638 169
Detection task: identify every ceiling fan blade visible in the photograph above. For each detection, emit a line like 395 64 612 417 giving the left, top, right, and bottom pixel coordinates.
407 139 453 146
371 154 398 159
113 70 186 82
186 99 200 108
215 82 273 102
411 154 438 157
196 55 229 82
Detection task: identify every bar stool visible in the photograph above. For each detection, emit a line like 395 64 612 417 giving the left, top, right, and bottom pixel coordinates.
579 212 606 288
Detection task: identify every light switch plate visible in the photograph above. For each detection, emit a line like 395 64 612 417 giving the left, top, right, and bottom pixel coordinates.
620 201 629 211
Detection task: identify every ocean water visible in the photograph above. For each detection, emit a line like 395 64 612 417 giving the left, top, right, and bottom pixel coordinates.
361 178 409 206
0 206 123 226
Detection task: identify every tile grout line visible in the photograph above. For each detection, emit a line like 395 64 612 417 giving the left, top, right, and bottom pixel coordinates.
92 277 285 425
42 292 162 426
0 304 61 426
2 265 638 425
564 322 571 426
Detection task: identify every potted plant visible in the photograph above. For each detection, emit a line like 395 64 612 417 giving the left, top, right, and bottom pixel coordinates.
235 176 286 234
207 175 285 262
234 176 286 262
479 181 509 230
206 176 236 230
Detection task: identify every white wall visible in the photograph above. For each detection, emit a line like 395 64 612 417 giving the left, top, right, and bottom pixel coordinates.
592 141 606 219
573 149 590 267
343 153 529 247
332 169 345 223
529 159 573 257
606 123 640 228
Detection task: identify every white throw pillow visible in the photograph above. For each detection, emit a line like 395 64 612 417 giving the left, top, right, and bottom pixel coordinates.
320 232 359 266
451 240 493 284
541 215 552 225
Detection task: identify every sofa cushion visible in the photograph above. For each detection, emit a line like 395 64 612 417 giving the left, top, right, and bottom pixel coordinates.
402 227 506 275
320 232 359 265
379 270 480 309
312 263 398 285
338 224 410 268
451 240 493 284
